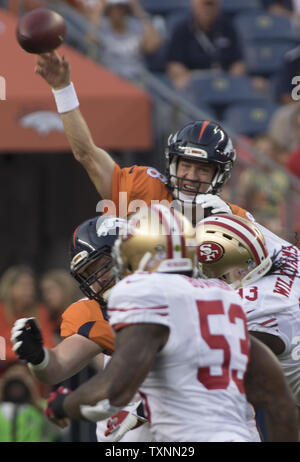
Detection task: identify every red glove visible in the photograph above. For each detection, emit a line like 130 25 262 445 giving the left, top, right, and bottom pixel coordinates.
105 400 147 441
45 386 72 422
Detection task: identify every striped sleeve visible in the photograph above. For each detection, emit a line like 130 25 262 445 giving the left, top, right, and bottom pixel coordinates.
247 314 283 343
107 276 170 331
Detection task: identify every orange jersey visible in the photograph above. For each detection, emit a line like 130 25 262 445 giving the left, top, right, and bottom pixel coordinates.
111 164 250 220
61 298 115 355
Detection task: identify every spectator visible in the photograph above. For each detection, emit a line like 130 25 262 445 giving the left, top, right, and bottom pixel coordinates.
287 147 300 179
0 364 60 442
165 0 245 90
0 265 55 380
237 134 289 235
269 103 300 151
64 0 101 19
40 269 81 343
83 0 162 81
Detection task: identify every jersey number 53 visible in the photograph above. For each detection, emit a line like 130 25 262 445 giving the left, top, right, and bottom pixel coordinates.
196 300 249 393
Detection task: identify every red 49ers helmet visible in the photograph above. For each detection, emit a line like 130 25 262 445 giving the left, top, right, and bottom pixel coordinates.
196 214 272 288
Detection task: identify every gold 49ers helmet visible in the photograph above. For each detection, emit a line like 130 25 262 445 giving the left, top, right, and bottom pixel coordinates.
113 204 196 279
196 214 272 288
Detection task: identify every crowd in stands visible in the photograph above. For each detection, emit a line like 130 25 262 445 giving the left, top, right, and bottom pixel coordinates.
4 0 298 236
0 0 300 441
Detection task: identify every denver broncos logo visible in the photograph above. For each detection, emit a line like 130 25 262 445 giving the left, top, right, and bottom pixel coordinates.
19 111 64 135
198 242 224 263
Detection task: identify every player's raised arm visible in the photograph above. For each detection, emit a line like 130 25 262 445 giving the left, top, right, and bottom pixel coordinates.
245 336 299 442
35 51 115 199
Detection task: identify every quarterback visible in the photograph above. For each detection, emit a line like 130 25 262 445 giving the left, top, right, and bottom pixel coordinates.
35 52 250 224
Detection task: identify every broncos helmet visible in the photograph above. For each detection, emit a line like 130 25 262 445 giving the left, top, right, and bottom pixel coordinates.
165 120 236 199
70 215 125 303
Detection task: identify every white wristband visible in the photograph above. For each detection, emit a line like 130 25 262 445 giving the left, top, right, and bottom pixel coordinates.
29 347 50 371
80 399 121 422
52 82 79 114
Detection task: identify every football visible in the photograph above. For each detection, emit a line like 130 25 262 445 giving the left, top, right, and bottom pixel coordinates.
16 8 66 54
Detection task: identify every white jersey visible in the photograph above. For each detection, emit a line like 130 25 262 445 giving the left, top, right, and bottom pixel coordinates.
96 354 154 442
238 226 300 404
108 272 252 442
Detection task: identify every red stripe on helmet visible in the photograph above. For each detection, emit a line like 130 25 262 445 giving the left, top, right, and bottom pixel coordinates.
169 207 186 258
152 206 173 258
214 215 268 258
72 225 80 249
197 120 211 143
203 220 261 265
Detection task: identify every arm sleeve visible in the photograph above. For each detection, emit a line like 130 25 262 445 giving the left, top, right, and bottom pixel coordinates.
227 202 254 220
108 276 170 332
165 21 187 64
111 164 169 217
60 299 115 354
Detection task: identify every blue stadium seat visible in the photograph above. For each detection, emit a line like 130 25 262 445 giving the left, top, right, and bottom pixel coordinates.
243 39 297 76
186 72 267 110
234 11 299 42
222 0 262 15
222 101 280 137
140 0 189 15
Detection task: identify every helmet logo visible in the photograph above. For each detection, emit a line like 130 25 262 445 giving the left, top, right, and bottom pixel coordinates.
96 217 125 237
198 242 224 263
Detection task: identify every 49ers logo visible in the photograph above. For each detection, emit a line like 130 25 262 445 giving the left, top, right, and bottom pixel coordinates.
198 242 224 263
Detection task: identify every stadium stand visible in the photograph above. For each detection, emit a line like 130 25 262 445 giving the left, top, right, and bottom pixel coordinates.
234 10 300 42
222 100 280 137
243 39 299 77
186 71 268 118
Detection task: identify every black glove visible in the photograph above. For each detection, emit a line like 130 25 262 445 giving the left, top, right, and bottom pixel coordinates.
11 317 45 365
45 386 72 421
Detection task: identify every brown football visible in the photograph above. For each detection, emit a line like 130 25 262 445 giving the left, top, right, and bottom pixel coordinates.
16 8 66 54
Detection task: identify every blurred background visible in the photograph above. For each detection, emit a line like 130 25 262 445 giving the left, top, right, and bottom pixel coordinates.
0 0 299 441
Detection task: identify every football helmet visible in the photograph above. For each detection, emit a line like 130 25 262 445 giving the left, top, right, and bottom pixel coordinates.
112 204 196 280
196 214 272 288
70 215 125 303
165 120 236 200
